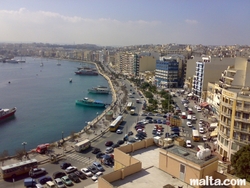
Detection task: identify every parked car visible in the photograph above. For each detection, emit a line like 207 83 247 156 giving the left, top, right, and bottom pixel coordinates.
187 121 192 127
153 119 157 123
38 176 52 185
65 166 77 174
186 140 192 148
202 135 207 141
152 129 157 135
117 140 124 145
145 116 153 120
60 162 71 170
88 166 99 174
93 162 104 171
111 143 120 148
96 152 105 159
81 168 92 177
54 178 66 188
199 127 205 134
92 147 101 154
68 172 80 183
61 176 73 186
29 168 46 178
157 119 162 124
74 170 87 180
148 119 153 123
192 116 197 121
91 171 103 181
52 171 66 179
128 131 133 136
106 147 114 153
105 141 114 147
197 107 202 112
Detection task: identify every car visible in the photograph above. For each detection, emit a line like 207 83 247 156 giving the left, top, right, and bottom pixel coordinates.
202 135 207 141
145 116 152 120
74 170 87 180
153 119 157 123
91 171 103 181
61 176 73 186
186 121 192 127
65 166 77 174
52 171 66 179
35 184 44 188
197 107 202 112
46 181 55 188
60 162 71 170
29 168 46 178
92 147 101 154
147 112 154 116
105 141 114 146
81 168 93 177
128 131 133 136
154 113 161 117
192 116 197 121
93 162 104 171
38 176 52 185
96 152 105 159
148 119 153 123
54 178 66 188
68 172 80 183
88 166 99 174
186 140 192 148
199 123 203 128
117 140 124 145
156 131 162 136
199 127 205 134
112 143 120 148
140 113 147 116
106 147 114 153
152 129 157 135
162 120 166 124
116 129 123 134
157 119 162 124
184 103 188 107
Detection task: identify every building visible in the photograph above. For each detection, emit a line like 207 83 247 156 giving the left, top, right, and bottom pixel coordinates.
207 58 250 161
155 57 179 88
116 52 139 76
138 52 159 72
187 56 235 102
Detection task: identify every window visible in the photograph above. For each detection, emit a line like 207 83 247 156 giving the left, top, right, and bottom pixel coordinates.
180 164 185 173
236 101 242 108
231 143 237 150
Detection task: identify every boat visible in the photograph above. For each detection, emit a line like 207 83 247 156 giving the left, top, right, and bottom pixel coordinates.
69 78 72 83
57 60 61 66
5 59 18 63
0 107 17 120
75 68 98 75
75 97 106 107
17 59 26 63
88 86 110 94
40 62 44 67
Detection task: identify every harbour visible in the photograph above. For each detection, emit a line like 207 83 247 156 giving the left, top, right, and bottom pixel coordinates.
0 57 112 155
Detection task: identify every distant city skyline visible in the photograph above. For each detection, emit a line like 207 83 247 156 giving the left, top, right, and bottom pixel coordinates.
1 0 250 46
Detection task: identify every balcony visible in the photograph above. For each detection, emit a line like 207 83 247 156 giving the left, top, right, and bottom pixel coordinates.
236 106 250 112
234 116 250 123
220 111 232 118
220 101 233 108
220 121 230 127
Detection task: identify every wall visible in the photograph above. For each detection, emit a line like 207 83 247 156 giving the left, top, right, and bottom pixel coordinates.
139 56 156 72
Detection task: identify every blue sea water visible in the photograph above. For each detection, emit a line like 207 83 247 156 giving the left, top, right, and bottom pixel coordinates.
0 57 112 155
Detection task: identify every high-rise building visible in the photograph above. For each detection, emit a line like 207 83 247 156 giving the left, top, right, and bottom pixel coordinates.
155 57 179 88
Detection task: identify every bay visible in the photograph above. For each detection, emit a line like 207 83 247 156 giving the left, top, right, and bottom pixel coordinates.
0 57 112 155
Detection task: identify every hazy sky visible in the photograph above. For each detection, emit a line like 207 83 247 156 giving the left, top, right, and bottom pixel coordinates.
1 0 250 46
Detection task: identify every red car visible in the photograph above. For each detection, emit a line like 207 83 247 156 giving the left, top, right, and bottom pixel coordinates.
105 141 113 147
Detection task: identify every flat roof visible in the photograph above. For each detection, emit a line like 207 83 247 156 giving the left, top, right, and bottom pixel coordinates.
166 145 218 166
111 146 189 188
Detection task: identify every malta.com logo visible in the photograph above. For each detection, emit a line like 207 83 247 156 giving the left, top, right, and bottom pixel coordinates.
190 176 246 186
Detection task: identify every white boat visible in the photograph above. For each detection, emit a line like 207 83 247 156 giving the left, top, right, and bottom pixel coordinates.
88 86 110 94
6 59 18 63
57 60 61 66
40 62 44 67
69 78 72 83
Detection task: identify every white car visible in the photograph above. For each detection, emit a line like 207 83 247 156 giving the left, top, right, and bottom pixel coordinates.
91 171 103 181
184 103 188 107
186 121 192 127
199 127 205 134
81 168 92 177
186 140 192 148
192 116 197 121
199 123 203 128
65 166 77 174
197 107 202 112
54 178 66 188
116 129 122 134
203 135 207 141
105 147 114 153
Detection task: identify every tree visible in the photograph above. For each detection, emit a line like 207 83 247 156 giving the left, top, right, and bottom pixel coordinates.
0 150 9 165
145 91 153 99
231 144 250 182
15 149 25 161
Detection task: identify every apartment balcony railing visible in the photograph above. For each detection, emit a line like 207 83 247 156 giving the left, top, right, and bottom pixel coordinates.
236 106 250 112
220 121 230 127
234 116 250 123
220 101 233 108
234 127 249 133
220 111 232 118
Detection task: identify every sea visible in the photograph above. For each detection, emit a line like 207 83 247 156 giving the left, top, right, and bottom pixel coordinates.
0 57 112 155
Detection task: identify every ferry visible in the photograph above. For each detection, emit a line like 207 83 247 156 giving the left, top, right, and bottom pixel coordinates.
75 68 98 75
88 86 110 94
75 97 106 107
0 107 17 120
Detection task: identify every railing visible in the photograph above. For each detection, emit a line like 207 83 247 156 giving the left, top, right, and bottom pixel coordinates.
220 101 233 108
236 106 250 112
220 111 232 118
220 121 230 127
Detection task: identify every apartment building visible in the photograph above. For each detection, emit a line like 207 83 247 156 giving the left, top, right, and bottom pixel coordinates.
207 57 250 161
186 56 235 102
155 57 179 88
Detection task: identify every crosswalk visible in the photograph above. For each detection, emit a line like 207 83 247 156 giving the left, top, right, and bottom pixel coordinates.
66 153 96 165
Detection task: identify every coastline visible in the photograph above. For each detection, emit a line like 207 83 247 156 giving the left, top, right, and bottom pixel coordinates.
0 60 119 164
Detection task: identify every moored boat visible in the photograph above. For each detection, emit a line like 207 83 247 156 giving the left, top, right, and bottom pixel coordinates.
88 86 110 94
0 107 17 120
6 59 18 63
75 69 98 75
75 97 106 107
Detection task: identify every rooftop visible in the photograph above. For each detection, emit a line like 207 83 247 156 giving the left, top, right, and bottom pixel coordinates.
166 145 218 166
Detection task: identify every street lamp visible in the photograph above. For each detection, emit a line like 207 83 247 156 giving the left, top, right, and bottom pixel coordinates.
22 142 27 152
62 131 64 141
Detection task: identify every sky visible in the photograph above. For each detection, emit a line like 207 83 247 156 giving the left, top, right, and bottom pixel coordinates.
0 0 250 46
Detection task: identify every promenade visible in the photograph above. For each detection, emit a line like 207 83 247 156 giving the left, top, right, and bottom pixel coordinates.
0 61 126 169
